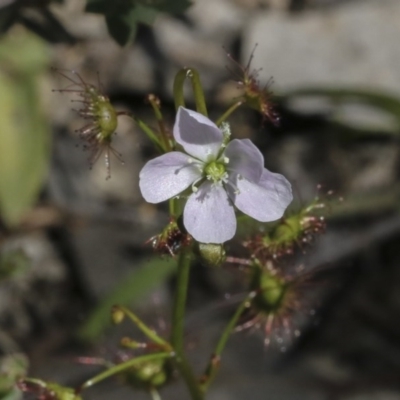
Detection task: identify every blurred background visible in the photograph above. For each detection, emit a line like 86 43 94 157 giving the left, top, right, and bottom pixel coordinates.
1 0 400 399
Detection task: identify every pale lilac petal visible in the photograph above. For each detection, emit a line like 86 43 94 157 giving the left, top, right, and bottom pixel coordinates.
224 139 264 182
139 151 202 203
173 107 223 162
183 182 236 243
227 169 293 222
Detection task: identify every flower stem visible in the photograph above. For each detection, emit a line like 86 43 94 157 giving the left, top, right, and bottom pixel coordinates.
215 101 244 126
171 246 203 400
171 247 191 351
200 291 255 392
173 68 208 116
147 94 171 152
113 305 172 350
173 356 203 400
79 352 172 390
118 111 165 153
150 388 162 400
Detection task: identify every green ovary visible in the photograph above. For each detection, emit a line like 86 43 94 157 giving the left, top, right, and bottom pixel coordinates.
251 268 287 312
204 161 226 183
96 99 118 140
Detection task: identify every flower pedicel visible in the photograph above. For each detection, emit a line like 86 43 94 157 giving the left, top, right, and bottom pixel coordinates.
139 107 293 244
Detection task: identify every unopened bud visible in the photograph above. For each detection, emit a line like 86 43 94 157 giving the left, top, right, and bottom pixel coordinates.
120 337 143 349
124 358 171 390
111 306 125 324
251 266 286 311
197 243 226 267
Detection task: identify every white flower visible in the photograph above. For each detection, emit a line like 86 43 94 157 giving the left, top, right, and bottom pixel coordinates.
139 107 292 244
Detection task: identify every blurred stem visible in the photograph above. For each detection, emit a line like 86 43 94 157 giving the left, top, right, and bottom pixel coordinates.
20 378 46 388
118 111 165 153
173 68 208 116
80 352 172 390
147 94 171 152
173 356 203 400
150 388 162 400
113 305 172 350
171 245 203 400
200 292 255 393
215 101 243 126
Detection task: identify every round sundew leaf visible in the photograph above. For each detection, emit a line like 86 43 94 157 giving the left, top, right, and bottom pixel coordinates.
139 151 202 203
224 139 264 183
227 169 293 222
173 107 223 162
183 182 236 244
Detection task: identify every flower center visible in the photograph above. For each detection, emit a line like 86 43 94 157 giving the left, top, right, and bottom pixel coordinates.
204 161 227 184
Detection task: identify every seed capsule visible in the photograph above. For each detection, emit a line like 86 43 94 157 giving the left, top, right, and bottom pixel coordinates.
226 45 280 126
52 69 123 179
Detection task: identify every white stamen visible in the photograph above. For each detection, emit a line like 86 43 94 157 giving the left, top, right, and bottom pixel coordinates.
223 156 229 164
221 172 229 183
225 176 241 195
191 176 203 193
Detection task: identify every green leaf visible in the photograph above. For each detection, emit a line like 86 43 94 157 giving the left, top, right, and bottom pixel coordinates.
86 0 191 45
0 4 19 34
134 4 159 24
145 0 192 13
0 249 30 282
0 32 50 227
85 0 108 14
78 257 177 341
0 388 22 400
0 353 28 399
105 14 137 46
105 4 158 45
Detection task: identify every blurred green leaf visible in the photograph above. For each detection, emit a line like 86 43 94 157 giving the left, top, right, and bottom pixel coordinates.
86 0 191 46
146 0 192 13
85 0 107 14
0 353 28 399
105 4 157 46
0 249 30 281
0 4 19 34
284 87 400 135
0 31 50 227
78 257 176 341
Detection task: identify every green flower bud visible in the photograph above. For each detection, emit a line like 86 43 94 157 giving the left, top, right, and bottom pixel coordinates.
111 306 125 324
245 198 326 259
17 379 82 400
197 243 226 267
250 262 287 312
124 358 171 391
